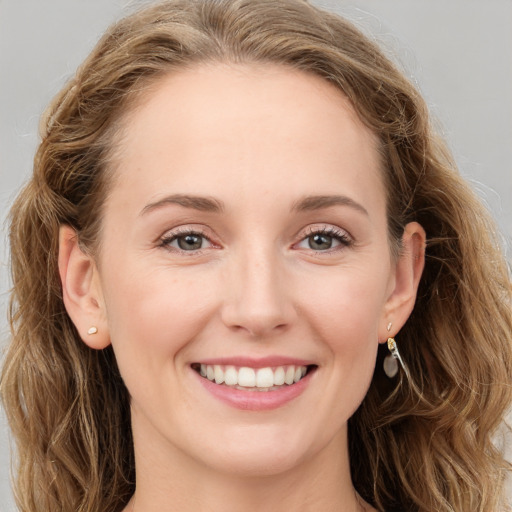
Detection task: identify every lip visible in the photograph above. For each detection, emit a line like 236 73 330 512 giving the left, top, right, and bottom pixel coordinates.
192 359 316 411
194 356 315 368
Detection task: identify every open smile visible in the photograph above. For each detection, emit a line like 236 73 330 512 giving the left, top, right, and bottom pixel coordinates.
191 363 316 391
191 361 317 410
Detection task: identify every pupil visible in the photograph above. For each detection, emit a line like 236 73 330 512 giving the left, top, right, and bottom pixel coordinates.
178 234 202 250
309 234 332 250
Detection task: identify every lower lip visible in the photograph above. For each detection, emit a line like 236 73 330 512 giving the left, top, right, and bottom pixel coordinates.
195 370 313 411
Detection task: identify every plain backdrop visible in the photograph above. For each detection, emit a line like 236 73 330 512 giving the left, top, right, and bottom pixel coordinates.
1 1 511 510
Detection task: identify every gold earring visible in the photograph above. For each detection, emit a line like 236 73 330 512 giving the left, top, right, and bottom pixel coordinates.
87 326 98 335
383 337 409 379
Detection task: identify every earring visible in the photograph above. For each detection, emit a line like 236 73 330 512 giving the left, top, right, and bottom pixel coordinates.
383 337 409 379
87 326 98 335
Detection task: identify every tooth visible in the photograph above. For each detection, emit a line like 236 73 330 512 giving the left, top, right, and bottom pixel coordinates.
214 365 224 384
274 367 285 386
201 363 309 388
224 366 237 386
285 366 295 385
238 367 256 387
256 368 274 388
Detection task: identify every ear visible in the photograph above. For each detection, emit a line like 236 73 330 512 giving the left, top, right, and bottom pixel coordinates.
379 221 426 342
58 225 110 349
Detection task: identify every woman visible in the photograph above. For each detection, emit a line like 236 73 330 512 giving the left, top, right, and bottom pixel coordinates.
1 0 511 511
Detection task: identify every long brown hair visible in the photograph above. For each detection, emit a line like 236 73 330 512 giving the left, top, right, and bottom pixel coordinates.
2 1 511 511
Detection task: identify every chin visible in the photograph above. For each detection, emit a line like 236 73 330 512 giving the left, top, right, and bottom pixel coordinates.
204 447 308 479
188 423 330 478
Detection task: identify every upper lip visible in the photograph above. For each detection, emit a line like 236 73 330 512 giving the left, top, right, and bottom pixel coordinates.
192 356 316 368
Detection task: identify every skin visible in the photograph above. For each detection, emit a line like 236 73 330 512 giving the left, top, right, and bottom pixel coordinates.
59 63 425 512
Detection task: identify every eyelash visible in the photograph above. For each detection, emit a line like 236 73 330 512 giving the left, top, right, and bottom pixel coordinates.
296 225 353 253
159 227 214 255
159 225 353 254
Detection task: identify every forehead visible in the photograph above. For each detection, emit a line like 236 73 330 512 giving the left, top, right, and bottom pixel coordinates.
107 63 384 214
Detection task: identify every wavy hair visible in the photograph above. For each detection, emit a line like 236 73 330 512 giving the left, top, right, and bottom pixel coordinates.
2 1 511 511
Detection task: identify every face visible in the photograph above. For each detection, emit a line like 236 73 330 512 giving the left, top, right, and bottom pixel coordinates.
71 64 419 478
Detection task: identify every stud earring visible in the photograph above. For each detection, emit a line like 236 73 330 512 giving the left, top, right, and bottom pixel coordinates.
87 326 98 335
383 337 409 379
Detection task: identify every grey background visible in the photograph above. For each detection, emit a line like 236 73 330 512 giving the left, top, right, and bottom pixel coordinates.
1 1 511 509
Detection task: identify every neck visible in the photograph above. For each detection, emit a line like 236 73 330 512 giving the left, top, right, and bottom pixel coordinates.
127 420 369 512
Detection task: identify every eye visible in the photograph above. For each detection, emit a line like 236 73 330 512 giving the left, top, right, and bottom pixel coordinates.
307 233 337 251
160 229 213 252
296 226 352 252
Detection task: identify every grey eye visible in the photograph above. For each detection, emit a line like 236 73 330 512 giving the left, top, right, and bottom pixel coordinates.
308 233 334 251
176 234 204 250
296 227 351 252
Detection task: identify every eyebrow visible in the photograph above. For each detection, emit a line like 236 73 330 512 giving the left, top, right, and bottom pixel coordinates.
291 194 369 216
140 194 225 216
140 193 368 217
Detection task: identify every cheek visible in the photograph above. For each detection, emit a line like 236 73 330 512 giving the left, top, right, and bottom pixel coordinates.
292 266 389 422
100 260 218 376
300 266 388 344
298 264 389 386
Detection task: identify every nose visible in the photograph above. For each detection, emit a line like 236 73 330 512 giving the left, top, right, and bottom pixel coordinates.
220 247 296 338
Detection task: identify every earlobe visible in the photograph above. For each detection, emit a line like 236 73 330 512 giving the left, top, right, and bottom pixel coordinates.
380 221 426 341
58 225 110 350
